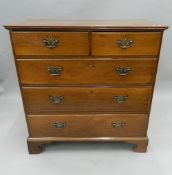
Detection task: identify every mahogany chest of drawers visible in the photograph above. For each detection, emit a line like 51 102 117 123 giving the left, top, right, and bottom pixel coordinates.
4 20 168 154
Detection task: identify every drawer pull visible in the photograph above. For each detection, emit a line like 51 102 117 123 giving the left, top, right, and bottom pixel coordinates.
49 95 64 104
53 122 66 129
48 67 63 76
113 95 128 104
43 34 59 49
116 66 131 76
112 122 126 128
117 36 134 49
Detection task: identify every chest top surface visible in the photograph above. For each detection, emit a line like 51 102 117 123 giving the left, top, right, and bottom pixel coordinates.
4 19 168 31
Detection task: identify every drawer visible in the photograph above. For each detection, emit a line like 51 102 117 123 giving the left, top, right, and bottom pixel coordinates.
17 59 156 85
22 87 152 113
28 114 148 137
11 32 89 56
92 32 161 56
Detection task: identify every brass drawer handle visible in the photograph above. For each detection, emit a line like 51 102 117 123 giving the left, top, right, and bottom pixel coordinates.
43 34 60 49
48 67 63 76
117 36 134 49
112 122 126 128
49 95 64 104
53 122 66 129
113 95 128 104
116 66 131 76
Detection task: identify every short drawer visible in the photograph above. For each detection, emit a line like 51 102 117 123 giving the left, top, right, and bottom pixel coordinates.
28 114 148 137
22 87 152 113
11 32 89 56
17 59 157 85
92 32 161 56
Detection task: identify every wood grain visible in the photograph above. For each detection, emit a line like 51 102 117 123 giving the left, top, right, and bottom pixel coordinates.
92 32 161 56
11 32 89 56
22 86 152 113
27 114 148 137
17 58 157 85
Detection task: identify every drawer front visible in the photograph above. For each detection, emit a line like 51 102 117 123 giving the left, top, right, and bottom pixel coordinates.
92 32 161 56
11 32 89 56
17 59 156 85
22 87 151 113
28 114 148 137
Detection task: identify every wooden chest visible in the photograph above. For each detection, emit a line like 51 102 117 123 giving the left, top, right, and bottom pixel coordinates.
4 20 168 154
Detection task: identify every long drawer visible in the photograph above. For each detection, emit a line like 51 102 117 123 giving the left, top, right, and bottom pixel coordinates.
92 32 161 56
17 59 156 85
22 87 152 113
28 114 148 137
11 32 89 56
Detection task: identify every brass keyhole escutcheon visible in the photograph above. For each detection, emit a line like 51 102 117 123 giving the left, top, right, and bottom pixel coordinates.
88 62 95 68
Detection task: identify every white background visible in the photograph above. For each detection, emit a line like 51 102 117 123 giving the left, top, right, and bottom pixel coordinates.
0 0 172 175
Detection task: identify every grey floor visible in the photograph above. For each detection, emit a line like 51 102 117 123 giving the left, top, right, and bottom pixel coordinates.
0 81 172 175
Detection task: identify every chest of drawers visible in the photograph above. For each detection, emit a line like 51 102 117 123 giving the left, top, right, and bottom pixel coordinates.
4 20 168 154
